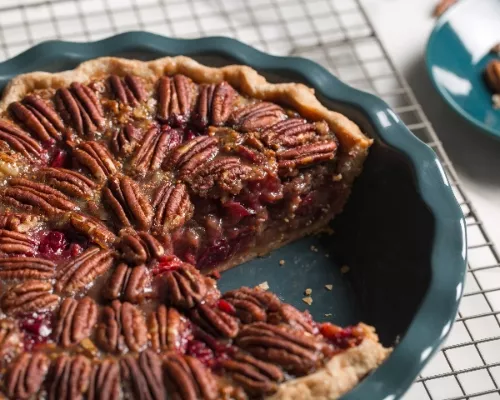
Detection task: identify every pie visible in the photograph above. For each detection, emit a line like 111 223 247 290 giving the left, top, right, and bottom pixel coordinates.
0 56 389 399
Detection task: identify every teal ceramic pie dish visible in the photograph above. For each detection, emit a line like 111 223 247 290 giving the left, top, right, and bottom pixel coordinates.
0 32 466 399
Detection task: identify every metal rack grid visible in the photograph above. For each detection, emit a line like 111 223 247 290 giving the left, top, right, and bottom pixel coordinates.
0 0 498 399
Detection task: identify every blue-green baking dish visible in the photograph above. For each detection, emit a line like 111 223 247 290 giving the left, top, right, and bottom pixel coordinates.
0 32 466 399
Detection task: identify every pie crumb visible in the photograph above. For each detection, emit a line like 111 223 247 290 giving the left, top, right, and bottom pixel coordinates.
324 313 332 317
302 296 313 306
332 173 343 182
310 245 318 252
325 284 333 291
279 259 286 266
304 288 312 296
493 94 500 109
256 281 269 291
340 265 350 274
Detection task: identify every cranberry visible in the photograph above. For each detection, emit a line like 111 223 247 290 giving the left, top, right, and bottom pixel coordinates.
186 340 215 367
69 243 84 257
50 148 68 168
152 255 184 276
197 239 232 270
18 312 53 351
184 128 198 141
191 328 235 368
319 323 361 349
38 231 68 257
216 299 236 315
223 201 254 223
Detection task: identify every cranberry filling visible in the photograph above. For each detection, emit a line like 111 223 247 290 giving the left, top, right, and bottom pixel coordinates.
216 299 236 316
18 311 53 351
36 230 88 261
152 255 184 276
49 148 68 168
188 327 236 369
319 323 364 349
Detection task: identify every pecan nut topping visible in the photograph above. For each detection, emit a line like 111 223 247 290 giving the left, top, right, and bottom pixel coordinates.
118 231 164 265
109 74 147 106
235 322 323 376
261 118 318 149
103 263 150 303
190 302 239 339
161 262 207 309
39 167 97 199
230 102 286 132
151 182 194 233
120 350 165 400
6 352 50 400
88 359 121 400
3 177 76 217
10 95 64 142
96 300 148 353
0 212 38 232
0 319 23 367
163 353 218 400
277 141 337 174
1 280 60 315
46 354 91 400
157 75 195 125
69 212 117 248
55 82 104 137
103 175 153 231
193 81 237 128
53 296 98 348
268 304 317 334
0 257 55 280
219 351 284 396
485 59 500 94
54 247 115 295
0 119 43 160
222 287 281 324
148 304 191 353
0 229 36 255
110 123 142 158
73 141 118 182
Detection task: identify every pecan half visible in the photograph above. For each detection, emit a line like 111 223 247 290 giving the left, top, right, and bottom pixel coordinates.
151 182 194 233
222 287 281 324
235 322 323 376
193 81 237 128
157 75 195 125
0 212 38 232
10 95 64 142
129 125 182 176
53 296 98 348
230 102 286 132
165 135 218 179
110 123 142 158
0 319 23 367
120 350 165 400
268 304 317 334
73 141 118 182
118 231 164 265
3 177 76 217
277 141 337 174
148 304 191 353
0 229 36 255
162 263 207 309
261 118 318 149
163 353 218 400
190 302 239 339
1 280 59 315
96 300 148 353
109 75 147 106
88 359 121 400
6 352 50 400
55 82 104 137
220 352 284 396
485 59 500 93
0 257 55 280
103 175 153 230
39 167 97 199
0 119 43 160
54 247 114 295
69 212 117 248
103 263 150 303
46 354 91 400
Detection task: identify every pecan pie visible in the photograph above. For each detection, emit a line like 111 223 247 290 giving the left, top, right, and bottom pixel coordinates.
0 56 388 399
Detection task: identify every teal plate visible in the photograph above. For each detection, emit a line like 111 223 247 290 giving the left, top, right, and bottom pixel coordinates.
426 0 500 139
0 33 466 399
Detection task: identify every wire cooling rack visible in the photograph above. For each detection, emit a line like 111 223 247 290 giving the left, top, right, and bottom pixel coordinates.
0 0 498 399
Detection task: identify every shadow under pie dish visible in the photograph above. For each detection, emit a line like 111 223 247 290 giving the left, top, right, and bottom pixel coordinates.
0 56 390 399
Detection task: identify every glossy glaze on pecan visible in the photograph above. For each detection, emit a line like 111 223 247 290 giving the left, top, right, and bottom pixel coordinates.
0 230 36 255
193 81 237 128
5 352 50 400
190 302 239 339
223 287 281 324
0 212 38 232
157 75 195 125
268 304 317 334
46 354 91 400
39 167 97 199
151 182 194 233
120 350 165 400
161 263 207 309
88 359 121 400
0 119 43 160
110 123 142 158
109 75 147 106
69 212 117 248
148 304 191 353
0 319 23 368
0 257 55 280
117 231 164 265
230 102 286 132
73 141 118 182
1 280 59 315
261 118 318 149
103 263 150 303
277 141 337 175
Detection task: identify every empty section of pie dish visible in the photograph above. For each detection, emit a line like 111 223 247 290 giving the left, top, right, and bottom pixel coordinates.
0 32 466 399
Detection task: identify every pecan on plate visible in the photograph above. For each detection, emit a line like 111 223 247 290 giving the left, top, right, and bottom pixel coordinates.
261 118 318 149
268 304 317 334
95 300 148 353
39 167 97 199
55 82 104 137
129 125 182 176
157 74 196 125
0 256 55 281
73 141 118 182
109 74 147 106
3 178 76 217
148 304 191 353
161 262 207 309
164 135 219 179
88 359 121 400
120 349 165 400
46 354 91 400
220 351 284 396
163 353 218 400
5 352 50 400
110 123 142 158
485 59 500 94
0 319 23 368
69 212 117 249
53 296 98 348
190 302 239 339
193 81 238 128
103 263 150 303
151 182 194 233
1 280 59 315
102 175 153 231
0 119 43 160
222 287 281 324
118 231 164 265
0 212 38 232
277 140 337 175
230 102 286 132
235 322 323 376
10 95 64 142
54 247 114 296
0 229 36 255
